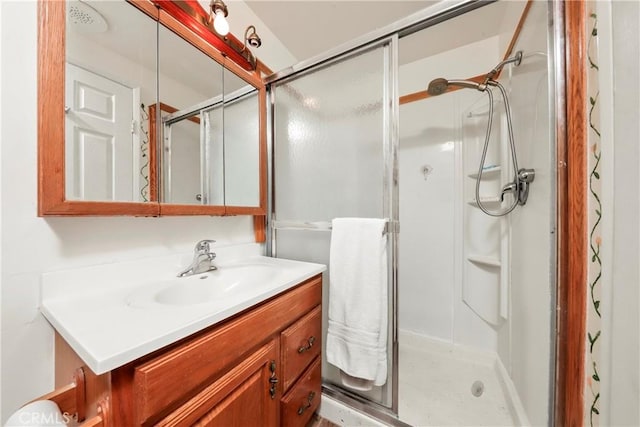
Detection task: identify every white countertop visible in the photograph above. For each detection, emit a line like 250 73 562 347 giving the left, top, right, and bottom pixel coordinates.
41 246 325 375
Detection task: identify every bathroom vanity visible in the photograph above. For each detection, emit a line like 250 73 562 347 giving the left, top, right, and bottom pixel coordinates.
111 275 321 426
42 251 324 426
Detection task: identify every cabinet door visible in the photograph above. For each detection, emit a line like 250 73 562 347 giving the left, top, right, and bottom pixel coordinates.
157 340 278 427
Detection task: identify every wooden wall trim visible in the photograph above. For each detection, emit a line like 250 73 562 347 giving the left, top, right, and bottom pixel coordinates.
500 0 533 63
399 0 532 106
253 215 266 243
556 1 588 426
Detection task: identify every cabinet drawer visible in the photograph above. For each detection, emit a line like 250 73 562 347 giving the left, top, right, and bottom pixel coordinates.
280 357 321 427
281 305 322 392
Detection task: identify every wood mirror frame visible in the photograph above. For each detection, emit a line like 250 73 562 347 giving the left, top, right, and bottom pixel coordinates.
37 0 267 219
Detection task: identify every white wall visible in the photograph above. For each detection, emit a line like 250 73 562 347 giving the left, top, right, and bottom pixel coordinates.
0 2 256 422
598 0 640 425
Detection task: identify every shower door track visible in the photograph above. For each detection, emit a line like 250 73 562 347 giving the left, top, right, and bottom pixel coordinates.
322 384 413 427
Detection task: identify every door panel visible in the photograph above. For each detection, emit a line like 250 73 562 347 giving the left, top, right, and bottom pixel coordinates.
65 63 134 201
271 41 395 408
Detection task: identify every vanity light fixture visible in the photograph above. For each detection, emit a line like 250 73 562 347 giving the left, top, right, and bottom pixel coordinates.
243 25 262 49
152 0 258 71
210 0 229 36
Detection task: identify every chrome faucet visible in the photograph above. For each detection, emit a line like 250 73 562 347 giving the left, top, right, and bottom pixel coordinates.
177 240 217 277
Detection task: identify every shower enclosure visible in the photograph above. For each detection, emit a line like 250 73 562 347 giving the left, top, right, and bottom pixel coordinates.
267 1 556 425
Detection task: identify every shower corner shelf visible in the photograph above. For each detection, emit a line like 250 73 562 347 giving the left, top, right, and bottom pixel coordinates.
467 196 502 209
467 254 501 268
467 165 501 179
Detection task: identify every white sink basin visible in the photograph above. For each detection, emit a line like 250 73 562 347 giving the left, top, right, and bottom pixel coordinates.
41 250 326 374
127 261 282 307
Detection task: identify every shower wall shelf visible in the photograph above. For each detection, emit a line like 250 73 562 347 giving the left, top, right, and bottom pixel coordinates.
461 97 510 327
467 165 502 179
467 255 501 268
467 197 502 208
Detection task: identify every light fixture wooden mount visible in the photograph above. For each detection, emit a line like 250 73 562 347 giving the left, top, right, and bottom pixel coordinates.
153 0 258 72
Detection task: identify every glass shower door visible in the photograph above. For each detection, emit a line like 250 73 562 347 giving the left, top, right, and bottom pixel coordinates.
270 39 396 409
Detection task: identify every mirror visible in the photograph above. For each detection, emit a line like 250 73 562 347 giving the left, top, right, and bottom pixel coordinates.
223 69 261 209
38 0 266 217
157 27 262 211
158 23 225 207
65 0 156 203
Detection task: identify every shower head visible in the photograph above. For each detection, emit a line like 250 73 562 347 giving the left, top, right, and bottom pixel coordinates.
427 78 484 96
427 78 449 96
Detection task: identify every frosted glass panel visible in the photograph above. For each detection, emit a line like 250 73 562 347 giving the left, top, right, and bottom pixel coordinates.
164 114 202 204
202 107 224 205
273 45 391 407
274 48 386 221
224 91 260 207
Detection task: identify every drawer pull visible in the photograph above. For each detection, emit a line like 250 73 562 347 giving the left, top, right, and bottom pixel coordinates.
298 336 316 353
297 391 316 415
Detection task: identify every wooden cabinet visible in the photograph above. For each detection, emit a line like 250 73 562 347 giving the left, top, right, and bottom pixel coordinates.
157 340 278 427
56 274 322 427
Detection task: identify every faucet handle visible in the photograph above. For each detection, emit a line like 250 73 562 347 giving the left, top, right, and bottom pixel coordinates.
195 239 216 253
500 182 518 202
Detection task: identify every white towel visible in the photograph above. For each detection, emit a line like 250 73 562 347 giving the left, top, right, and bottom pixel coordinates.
326 218 388 386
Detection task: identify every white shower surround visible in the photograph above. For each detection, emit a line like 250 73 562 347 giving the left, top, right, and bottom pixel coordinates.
398 2 553 424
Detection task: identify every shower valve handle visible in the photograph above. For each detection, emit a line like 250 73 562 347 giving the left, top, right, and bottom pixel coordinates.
500 182 518 202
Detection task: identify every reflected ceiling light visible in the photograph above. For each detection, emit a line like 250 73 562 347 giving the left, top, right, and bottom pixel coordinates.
243 25 262 49
210 0 229 36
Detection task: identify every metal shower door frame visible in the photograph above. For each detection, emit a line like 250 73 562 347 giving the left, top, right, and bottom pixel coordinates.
266 34 401 420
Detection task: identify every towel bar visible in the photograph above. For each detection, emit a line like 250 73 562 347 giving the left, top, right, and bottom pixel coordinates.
271 220 398 234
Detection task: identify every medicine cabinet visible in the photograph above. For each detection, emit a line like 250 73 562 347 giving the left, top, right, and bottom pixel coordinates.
38 0 267 218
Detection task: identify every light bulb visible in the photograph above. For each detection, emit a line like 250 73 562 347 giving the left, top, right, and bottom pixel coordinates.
213 10 229 36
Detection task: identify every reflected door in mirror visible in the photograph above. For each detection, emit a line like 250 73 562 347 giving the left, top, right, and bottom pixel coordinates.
65 63 134 201
65 0 157 203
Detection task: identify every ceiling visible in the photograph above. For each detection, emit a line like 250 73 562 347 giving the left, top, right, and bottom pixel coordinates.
244 0 436 63
243 1 525 68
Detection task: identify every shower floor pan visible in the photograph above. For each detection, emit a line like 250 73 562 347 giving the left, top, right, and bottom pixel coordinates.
399 330 527 426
